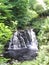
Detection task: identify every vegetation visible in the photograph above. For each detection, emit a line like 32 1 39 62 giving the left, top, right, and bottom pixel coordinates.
0 0 49 65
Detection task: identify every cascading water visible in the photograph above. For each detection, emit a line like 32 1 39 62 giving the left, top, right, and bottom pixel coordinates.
4 29 38 61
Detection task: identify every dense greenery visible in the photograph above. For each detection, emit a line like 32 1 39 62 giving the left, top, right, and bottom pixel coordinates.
38 17 49 45
0 0 49 65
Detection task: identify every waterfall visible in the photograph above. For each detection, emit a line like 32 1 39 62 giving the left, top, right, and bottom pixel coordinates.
27 29 38 50
4 29 38 61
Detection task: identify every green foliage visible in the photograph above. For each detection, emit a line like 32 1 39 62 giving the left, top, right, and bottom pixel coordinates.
17 9 38 29
0 23 12 55
44 0 49 8
29 17 46 35
38 17 49 45
33 3 44 13
0 0 48 29
0 57 9 63
0 0 38 29
0 0 49 65
0 44 4 53
0 23 12 44
0 57 10 65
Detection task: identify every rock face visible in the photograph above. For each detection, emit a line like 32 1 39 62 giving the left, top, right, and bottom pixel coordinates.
4 29 38 61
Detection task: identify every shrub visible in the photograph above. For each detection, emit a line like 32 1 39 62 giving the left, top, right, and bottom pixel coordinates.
0 23 12 44
0 23 12 55
38 17 49 45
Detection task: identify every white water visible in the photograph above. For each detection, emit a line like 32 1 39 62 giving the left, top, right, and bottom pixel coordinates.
27 29 38 50
8 29 38 50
